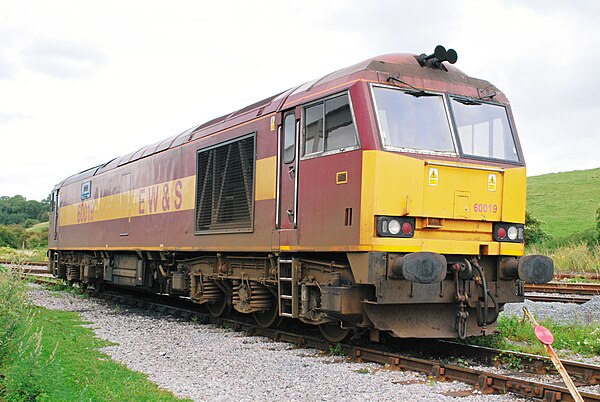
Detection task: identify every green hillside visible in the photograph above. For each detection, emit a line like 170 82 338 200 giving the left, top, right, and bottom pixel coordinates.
26 221 49 234
527 167 600 240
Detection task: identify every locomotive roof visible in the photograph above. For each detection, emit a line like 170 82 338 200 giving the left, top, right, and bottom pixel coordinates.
55 53 500 189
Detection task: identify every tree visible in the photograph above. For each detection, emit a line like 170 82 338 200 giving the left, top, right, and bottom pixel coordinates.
0 225 25 248
0 195 51 226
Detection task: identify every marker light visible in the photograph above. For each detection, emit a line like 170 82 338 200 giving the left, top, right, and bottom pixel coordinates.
376 216 415 238
497 227 507 239
493 223 524 243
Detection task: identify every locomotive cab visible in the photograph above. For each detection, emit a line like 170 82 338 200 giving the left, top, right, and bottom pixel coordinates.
335 50 554 339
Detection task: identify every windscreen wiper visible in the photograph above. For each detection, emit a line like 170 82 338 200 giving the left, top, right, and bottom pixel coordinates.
405 89 438 97
453 97 482 105
387 76 436 97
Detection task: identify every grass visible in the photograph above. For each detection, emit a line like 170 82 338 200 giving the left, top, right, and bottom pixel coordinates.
25 221 49 234
465 314 600 358
328 343 345 356
500 315 600 357
527 167 600 240
528 242 600 274
525 167 600 272
0 271 188 401
0 246 47 263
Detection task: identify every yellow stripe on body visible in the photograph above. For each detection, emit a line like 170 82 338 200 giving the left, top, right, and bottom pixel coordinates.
59 157 278 227
59 176 197 227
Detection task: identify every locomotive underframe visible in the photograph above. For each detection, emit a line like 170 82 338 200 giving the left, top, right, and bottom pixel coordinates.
48 248 525 339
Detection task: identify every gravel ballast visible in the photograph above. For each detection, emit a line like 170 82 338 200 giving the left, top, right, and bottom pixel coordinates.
502 295 600 324
27 285 531 402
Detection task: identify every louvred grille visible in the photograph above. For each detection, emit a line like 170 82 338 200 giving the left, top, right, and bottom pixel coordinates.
195 135 255 232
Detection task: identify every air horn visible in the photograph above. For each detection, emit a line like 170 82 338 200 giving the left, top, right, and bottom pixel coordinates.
418 45 458 69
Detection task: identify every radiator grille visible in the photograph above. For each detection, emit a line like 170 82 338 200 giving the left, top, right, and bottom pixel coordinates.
195 135 255 233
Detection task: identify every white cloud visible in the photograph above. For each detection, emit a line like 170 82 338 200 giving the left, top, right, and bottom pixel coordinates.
21 38 107 79
0 0 599 200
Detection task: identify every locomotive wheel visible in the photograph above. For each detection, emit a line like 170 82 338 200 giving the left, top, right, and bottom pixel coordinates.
319 322 351 343
206 293 230 317
252 294 281 328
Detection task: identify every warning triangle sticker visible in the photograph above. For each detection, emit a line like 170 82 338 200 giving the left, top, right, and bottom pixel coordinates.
428 168 439 186
488 174 497 191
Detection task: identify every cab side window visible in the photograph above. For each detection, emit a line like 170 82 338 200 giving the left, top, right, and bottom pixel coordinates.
283 113 296 163
303 93 358 156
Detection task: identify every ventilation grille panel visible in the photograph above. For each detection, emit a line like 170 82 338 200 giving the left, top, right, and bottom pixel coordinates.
195 135 255 233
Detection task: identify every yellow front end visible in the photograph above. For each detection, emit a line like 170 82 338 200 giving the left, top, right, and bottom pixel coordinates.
359 150 526 256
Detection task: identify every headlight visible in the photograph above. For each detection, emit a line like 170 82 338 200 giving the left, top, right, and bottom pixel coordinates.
388 220 401 235
376 216 415 238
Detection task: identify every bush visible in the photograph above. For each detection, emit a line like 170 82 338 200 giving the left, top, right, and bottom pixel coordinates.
0 225 25 248
596 204 600 243
21 219 40 229
25 231 48 249
524 210 548 245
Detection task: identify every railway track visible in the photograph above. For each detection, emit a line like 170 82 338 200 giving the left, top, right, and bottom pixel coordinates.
71 287 600 401
525 282 600 296
18 270 600 400
524 282 600 304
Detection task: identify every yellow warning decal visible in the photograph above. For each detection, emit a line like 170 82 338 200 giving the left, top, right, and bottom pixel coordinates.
428 168 439 186
488 174 497 192
270 116 276 131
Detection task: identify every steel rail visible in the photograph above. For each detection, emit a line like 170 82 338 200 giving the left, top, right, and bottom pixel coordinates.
0 260 47 267
9 266 49 275
525 283 600 296
431 341 600 386
525 293 592 304
555 274 600 282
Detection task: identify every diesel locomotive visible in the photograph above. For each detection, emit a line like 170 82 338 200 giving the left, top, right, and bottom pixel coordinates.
48 46 553 341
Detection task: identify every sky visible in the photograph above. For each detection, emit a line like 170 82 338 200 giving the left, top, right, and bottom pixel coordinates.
1 0 599 201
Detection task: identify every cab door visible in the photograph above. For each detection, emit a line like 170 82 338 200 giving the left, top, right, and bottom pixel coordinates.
277 112 299 229
51 189 60 242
